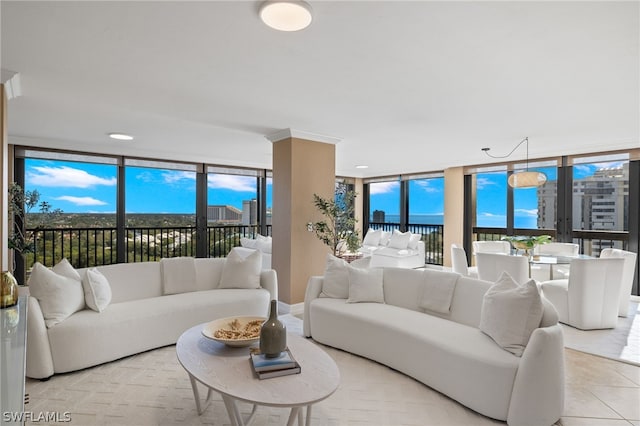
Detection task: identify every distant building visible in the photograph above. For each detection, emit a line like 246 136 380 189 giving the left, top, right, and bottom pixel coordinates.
537 163 628 252
372 210 385 222
242 199 258 225
207 205 242 223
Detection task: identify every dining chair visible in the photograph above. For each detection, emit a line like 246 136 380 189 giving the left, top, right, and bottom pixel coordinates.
472 240 512 255
531 242 580 281
600 248 637 317
475 252 529 285
450 244 478 278
540 257 625 330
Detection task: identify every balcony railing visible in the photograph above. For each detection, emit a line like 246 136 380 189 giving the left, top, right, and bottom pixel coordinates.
473 227 629 257
24 225 272 272
368 222 444 265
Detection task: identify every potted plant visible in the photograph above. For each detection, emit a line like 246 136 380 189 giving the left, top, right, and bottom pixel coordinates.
311 185 360 257
502 235 552 256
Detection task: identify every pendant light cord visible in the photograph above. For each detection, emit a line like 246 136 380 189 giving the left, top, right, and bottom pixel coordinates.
481 137 530 169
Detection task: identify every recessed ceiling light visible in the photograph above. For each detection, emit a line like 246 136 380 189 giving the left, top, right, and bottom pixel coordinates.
355 165 369 169
259 1 313 32
108 133 134 141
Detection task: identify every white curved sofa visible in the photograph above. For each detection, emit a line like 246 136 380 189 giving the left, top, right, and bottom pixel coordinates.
304 267 564 426
26 255 277 379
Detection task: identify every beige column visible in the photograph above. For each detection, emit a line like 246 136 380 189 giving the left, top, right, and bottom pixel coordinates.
269 129 338 305
443 167 465 267
353 178 364 238
1 85 8 271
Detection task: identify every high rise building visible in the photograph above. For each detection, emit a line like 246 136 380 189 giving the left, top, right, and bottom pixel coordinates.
372 210 386 222
207 205 242 223
242 199 258 225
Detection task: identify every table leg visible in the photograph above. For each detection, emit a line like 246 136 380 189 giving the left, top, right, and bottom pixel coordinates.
188 373 213 415
286 407 300 426
305 405 312 426
221 394 242 426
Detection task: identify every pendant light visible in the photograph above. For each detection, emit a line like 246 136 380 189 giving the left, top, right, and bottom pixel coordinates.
481 137 547 188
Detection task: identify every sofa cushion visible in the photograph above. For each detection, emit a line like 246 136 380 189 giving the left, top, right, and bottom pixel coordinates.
321 254 350 299
479 272 543 357
161 257 197 295
255 234 272 254
219 248 261 289
240 237 258 249
380 231 392 246
419 269 459 314
52 258 81 281
347 267 385 304
28 261 85 328
408 233 422 250
82 268 112 312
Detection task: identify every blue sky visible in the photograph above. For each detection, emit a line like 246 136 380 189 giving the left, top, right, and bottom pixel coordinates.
25 158 612 224
24 159 269 214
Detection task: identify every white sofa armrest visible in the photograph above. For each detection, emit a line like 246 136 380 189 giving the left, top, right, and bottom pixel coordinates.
26 296 55 379
260 269 278 301
303 276 324 337
507 324 564 426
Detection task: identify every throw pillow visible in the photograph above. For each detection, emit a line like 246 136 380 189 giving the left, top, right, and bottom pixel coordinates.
379 231 392 246
408 233 422 250
82 268 112 312
321 254 350 299
479 272 544 357
388 230 411 250
362 228 382 247
347 267 385 304
52 258 82 281
240 237 257 249
256 235 272 254
219 248 262 289
28 262 85 328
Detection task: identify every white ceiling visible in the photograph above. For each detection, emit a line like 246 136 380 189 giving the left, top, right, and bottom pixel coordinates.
1 1 638 177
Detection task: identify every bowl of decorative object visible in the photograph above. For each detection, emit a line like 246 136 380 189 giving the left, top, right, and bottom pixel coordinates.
502 235 552 255
202 316 266 347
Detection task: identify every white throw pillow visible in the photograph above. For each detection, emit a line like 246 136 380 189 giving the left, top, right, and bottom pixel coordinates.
347 267 385 304
408 233 422 250
479 272 544 357
52 258 81 281
240 237 257 249
256 236 272 254
362 229 382 247
82 268 112 312
388 230 411 249
219 248 262 289
321 254 350 299
28 262 85 328
379 231 392 246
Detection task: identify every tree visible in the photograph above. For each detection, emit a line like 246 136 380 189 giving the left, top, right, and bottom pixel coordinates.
311 184 360 256
8 183 63 277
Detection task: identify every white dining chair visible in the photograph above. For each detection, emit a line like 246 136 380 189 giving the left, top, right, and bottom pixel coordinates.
450 244 478 278
531 242 580 281
540 257 625 330
475 252 530 285
472 240 512 255
600 248 637 317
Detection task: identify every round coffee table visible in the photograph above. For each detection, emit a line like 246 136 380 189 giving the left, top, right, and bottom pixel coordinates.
176 323 340 426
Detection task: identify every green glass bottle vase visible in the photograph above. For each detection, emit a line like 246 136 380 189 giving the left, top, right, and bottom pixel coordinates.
260 299 286 358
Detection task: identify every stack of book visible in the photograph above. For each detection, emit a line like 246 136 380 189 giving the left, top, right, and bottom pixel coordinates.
249 348 301 379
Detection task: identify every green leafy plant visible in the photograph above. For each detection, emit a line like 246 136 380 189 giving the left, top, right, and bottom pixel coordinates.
311 185 360 256
502 235 552 252
8 182 63 260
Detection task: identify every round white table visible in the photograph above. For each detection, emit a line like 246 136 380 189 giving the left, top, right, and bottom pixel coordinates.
176 323 340 426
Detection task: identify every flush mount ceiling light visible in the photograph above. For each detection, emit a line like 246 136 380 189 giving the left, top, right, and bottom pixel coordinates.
355 165 369 169
259 1 313 32
481 137 547 189
108 133 134 141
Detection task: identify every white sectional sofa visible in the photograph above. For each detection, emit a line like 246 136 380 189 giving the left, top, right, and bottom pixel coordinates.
304 265 564 426
26 251 277 379
359 229 426 268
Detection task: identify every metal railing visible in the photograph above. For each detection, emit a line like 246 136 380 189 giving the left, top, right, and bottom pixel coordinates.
25 224 272 271
368 222 445 265
472 227 629 257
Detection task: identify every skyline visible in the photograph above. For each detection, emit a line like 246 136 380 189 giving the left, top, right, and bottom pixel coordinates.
24 158 621 228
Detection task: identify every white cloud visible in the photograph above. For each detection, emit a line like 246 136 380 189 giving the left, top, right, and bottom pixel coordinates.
479 212 503 218
369 181 399 195
27 166 116 188
475 177 497 190
573 164 594 175
413 180 440 193
54 196 108 206
515 208 538 217
162 171 196 184
208 174 256 192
